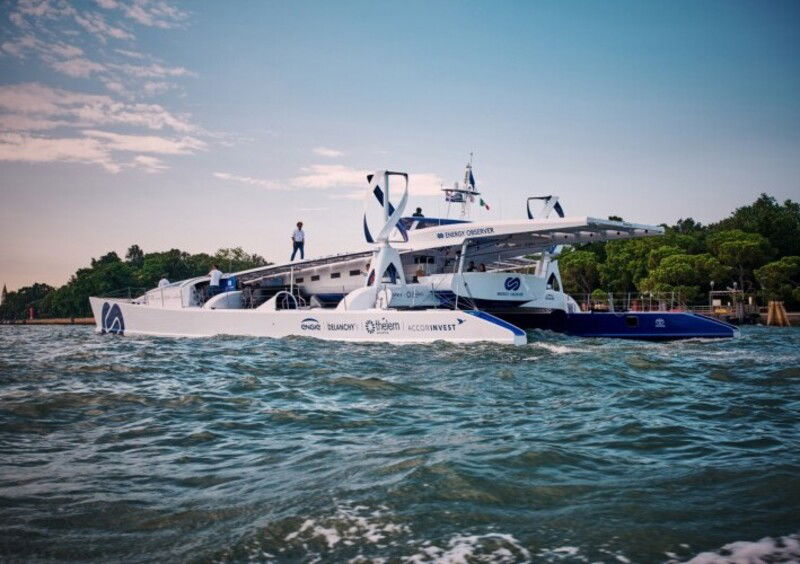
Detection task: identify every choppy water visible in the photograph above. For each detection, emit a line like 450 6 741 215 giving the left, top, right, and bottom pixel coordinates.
1 326 799 563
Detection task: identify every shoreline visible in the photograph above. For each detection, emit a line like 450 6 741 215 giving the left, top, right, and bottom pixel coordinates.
0 318 94 326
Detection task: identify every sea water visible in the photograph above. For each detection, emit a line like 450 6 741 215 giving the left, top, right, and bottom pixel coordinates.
0 326 798 562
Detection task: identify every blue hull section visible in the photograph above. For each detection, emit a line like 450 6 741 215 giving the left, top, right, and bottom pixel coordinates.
494 310 739 340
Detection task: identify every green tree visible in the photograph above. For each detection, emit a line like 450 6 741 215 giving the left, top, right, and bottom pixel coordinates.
559 250 600 295
706 229 772 291
674 217 705 235
754 256 800 306
213 247 268 273
638 253 730 303
647 245 683 271
91 251 122 268
125 244 145 268
137 249 193 288
61 259 137 316
0 244 270 319
713 194 800 257
0 283 55 319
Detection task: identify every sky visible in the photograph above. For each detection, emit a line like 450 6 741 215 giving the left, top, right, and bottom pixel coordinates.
1 0 799 290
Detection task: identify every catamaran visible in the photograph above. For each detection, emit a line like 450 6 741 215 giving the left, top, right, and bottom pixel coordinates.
92 161 736 342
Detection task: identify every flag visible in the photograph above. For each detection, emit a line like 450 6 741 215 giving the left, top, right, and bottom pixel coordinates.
479 198 490 210
468 169 476 189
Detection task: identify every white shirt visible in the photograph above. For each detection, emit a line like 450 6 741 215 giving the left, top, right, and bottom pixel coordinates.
158 278 170 288
209 269 222 286
292 228 305 242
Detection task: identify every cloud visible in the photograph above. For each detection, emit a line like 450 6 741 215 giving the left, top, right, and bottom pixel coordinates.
122 0 188 29
16 0 70 19
313 146 344 158
49 43 83 58
407 172 446 196
113 62 194 78
113 47 147 59
0 2 207 175
0 131 121 172
50 57 106 77
142 81 172 95
211 165 447 200
83 129 206 154
289 164 445 197
94 0 188 29
290 164 370 189
132 154 167 172
0 83 197 133
0 114 72 131
73 10 134 42
213 171 283 190
3 1 194 99
0 129 205 173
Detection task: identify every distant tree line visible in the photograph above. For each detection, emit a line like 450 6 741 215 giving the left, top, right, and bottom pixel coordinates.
558 194 800 307
2 194 799 319
0 246 268 319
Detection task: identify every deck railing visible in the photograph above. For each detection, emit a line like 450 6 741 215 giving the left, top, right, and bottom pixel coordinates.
572 292 760 322
99 287 149 299
571 292 688 313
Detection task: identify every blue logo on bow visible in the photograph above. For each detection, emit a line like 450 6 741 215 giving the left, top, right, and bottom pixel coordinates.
101 302 125 335
504 277 521 291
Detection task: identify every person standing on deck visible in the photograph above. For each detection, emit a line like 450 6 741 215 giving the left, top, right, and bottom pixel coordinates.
208 264 223 296
291 221 305 261
158 275 170 288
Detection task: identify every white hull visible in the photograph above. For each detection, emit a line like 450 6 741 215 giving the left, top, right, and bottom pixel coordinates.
90 298 527 345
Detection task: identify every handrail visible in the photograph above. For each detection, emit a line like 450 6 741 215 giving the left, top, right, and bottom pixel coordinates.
98 287 149 299
274 290 299 310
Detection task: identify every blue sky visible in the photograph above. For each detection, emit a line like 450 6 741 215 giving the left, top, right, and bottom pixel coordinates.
1 0 799 290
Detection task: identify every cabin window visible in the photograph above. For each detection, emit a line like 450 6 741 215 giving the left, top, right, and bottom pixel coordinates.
349 269 361 276
331 272 341 279
414 255 435 264
625 315 639 328
311 275 320 281
295 277 304 283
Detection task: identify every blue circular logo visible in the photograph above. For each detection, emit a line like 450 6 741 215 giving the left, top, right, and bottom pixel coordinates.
504 277 521 291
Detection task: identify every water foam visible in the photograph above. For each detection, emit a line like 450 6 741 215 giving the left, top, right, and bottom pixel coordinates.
675 533 800 564
403 532 531 563
280 504 410 555
530 342 582 355
277 505 531 563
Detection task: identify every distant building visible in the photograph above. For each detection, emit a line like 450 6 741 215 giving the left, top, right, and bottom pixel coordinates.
0 284 6 306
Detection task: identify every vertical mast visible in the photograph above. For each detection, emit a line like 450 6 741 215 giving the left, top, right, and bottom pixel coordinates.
461 152 476 219
462 155 471 219
442 154 480 220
